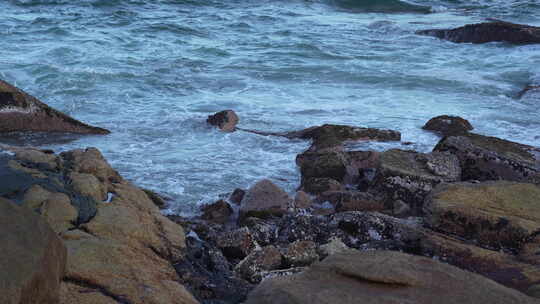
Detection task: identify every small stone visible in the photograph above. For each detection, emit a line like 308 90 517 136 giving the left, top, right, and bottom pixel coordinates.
283 240 319 267
235 246 283 283
207 110 239 132
215 227 258 260
318 237 350 258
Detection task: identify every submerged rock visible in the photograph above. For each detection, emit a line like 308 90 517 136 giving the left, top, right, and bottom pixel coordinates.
245 250 537 304
207 110 239 132
424 181 540 251
417 20 540 44
0 198 67 304
0 79 110 134
434 133 540 184
422 115 473 136
287 124 400 151
518 85 540 98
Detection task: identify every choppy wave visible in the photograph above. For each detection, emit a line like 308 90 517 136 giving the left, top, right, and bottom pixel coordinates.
0 0 539 214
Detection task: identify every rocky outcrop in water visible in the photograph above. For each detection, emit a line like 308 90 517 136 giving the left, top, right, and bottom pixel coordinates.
0 79 110 134
434 133 540 184
519 85 540 98
417 20 540 44
0 145 198 304
207 110 239 132
422 115 473 136
245 250 538 304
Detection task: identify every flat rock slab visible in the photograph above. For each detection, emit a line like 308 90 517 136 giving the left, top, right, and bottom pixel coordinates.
245 250 538 304
417 20 540 44
0 198 67 304
0 79 109 134
424 181 540 250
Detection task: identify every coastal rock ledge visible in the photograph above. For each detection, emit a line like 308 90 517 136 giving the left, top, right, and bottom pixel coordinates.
0 79 110 134
0 145 198 304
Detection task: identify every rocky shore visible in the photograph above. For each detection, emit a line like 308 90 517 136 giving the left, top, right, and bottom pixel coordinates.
1 22 540 302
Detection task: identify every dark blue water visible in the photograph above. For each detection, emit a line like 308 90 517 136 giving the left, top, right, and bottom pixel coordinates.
1 0 539 214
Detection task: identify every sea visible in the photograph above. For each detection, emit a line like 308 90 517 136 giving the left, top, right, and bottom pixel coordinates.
0 0 539 215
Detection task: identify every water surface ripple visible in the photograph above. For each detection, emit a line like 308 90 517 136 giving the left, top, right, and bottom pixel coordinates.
1 0 539 214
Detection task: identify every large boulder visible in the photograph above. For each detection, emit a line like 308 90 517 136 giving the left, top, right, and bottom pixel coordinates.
417 20 540 44
240 179 291 219
245 250 537 304
422 115 473 136
368 149 461 215
0 79 109 134
434 133 540 184
424 181 540 250
0 198 67 304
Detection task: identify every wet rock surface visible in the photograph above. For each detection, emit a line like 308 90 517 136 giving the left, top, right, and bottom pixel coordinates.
0 79 109 134
417 20 540 44
422 115 473 136
434 133 540 184
207 110 239 132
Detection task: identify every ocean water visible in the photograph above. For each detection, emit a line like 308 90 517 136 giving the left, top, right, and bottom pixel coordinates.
0 0 538 215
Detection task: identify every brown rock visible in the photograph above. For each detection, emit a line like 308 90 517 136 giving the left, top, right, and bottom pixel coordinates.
207 110 239 132
434 132 540 184
235 245 283 283
15 149 59 171
201 200 233 224
240 179 291 218
302 177 343 195
61 147 122 184
294 191 312 209
245 250 538 304
1 198 67 304
215 227 258 260
0 79 109 134
418 230 540 296
422 115 473 136
370 149 461 215
287 124 400 151
317 190 384 212
424 181 540 250
40 192 78 234
283 240 319 267
69 172 107 202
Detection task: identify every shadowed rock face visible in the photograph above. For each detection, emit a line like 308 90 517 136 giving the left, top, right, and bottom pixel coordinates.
417 20 540 44
0 79 110 134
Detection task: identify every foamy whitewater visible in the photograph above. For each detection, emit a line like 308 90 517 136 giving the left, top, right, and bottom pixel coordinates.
1 0 539 214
